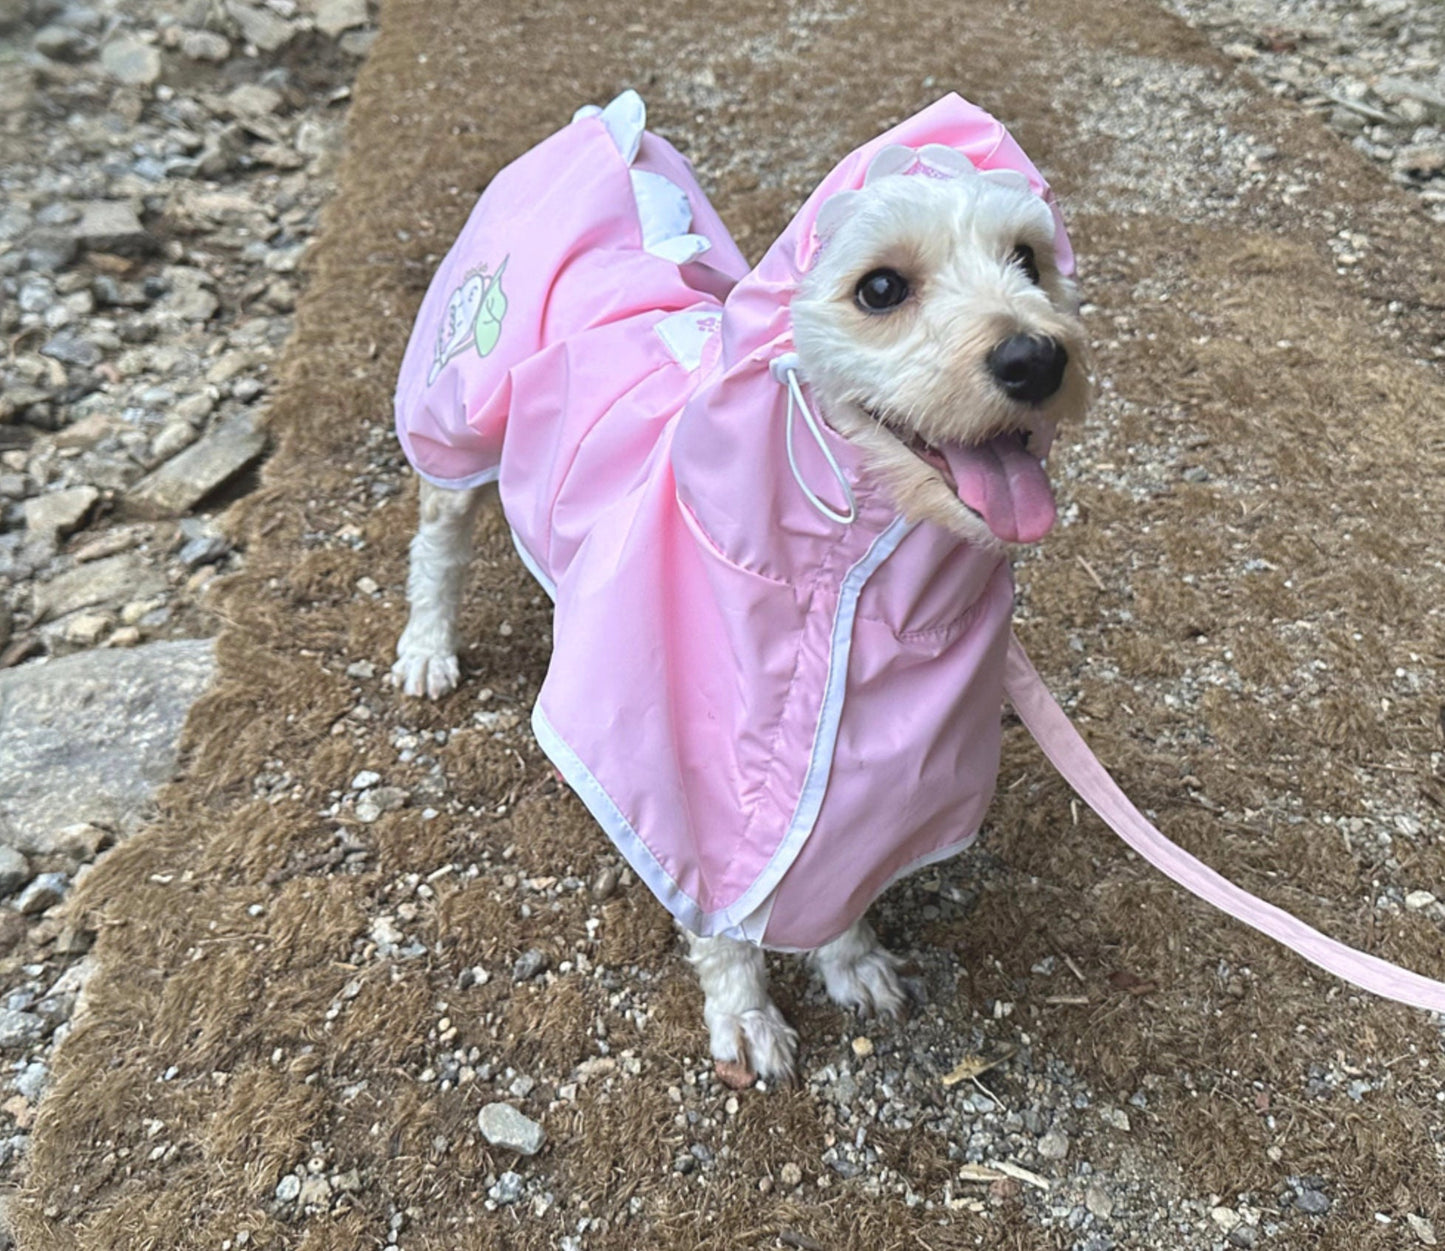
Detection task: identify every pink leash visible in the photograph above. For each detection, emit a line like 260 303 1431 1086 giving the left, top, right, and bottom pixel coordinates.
1004 635 1445 1014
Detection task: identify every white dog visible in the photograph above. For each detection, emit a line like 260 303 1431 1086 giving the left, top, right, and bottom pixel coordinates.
391 94 1087 1083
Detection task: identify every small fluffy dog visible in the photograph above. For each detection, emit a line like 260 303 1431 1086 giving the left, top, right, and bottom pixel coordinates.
391 93 1087 1082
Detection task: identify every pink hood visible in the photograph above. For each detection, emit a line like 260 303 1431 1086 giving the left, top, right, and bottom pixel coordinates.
396 94 1075 948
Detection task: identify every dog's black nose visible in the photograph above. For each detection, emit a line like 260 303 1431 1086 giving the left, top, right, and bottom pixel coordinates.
986 334 1068 404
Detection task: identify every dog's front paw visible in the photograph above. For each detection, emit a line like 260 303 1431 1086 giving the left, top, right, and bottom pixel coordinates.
391 624 461 699
708 1003 799 1085
819 946 908 1018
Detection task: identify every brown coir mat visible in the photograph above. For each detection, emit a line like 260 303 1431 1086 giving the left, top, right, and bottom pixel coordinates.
15 0 1445 1247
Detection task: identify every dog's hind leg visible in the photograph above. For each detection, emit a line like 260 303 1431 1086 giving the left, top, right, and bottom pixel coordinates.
392 478 490 699
809 917 908 1018
685 930 798 1084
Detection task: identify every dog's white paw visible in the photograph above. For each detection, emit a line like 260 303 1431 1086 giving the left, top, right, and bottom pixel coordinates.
707 1003 799 1085
391 623 461 699
819 946 908 1018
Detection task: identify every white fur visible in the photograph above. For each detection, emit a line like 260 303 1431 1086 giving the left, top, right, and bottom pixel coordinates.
393 169 1088 1082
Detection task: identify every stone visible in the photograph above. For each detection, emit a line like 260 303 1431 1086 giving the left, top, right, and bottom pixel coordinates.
0 848 31 897
0 639 215 854
13 1063 47 1102
40 333 101 367
512 948 548 982
150 420 199 463
1085 1184 1114 1221
225 0 294 51
851 1036 874 1058
296 1175 331 1206
274 1173 301 1203
60 612 114 647
1406 890 1437 910
1296 1188 1330 1215
15 872 67 915
33 552 166 621
0 1011 47 1049
1408 1214 1439 1247
314 0 367 36
127 414 267 517
477 1103 545 1155
179 29 230 61
1037 1129 1069 1160
23 486 97 541
354 786 406 823
227 83 283 117
99 37 162 85
780 1162 802 1186
488 1171 524 1205
33 24 89 61
72 202 152 257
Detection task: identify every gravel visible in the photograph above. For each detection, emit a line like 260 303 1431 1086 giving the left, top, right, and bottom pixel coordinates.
0 0 375 1207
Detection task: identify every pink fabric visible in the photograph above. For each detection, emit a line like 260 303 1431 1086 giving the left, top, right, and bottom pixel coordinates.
396 94 1067 948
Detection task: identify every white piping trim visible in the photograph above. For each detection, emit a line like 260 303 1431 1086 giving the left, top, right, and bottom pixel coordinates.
533 700 711 936
409 462 500 493
527 516 913 945
710 516 911 932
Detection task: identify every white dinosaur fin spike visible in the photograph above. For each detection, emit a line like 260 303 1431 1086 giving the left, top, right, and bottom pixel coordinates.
864 144 916 185
814 190 862 241
980 167 1032 194
598 89 646 164
916 144 977 178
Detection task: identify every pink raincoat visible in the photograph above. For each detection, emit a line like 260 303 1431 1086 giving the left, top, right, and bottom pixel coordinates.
396 93 1075 951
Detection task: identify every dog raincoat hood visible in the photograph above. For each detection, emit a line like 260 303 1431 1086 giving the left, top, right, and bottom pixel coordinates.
395 94 1074 949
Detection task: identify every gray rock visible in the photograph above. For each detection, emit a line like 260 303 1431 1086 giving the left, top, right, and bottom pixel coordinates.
40 333 101 368
127 413 266 517
178 29 230 61
226 83 282 117
224 0 293 51
15 871 66 915
487 1171 524 1205
0 1011 48 1049
99 37 162 85
23 485 97 540
512 948 548 982
314 0 367 36
0 847 30 896
13 1062 48 1102
274 1173 301 1203
477 1103 546 1155
23 230 78 273
1037 1129 1070 1160
1296 1189 1330 1215
72 201 152 257
33 552 166 621
33 24 89 60
0 639 215 854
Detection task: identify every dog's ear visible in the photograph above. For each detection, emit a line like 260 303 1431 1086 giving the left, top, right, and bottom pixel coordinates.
814 190 862 241
864 144 917 184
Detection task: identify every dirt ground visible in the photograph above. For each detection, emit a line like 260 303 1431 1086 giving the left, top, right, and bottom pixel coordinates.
13 0 1445 1247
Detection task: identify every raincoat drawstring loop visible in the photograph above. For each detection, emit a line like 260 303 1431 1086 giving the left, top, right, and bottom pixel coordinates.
770 353 857 526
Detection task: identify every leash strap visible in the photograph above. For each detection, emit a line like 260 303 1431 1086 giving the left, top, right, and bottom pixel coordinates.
1004 634 1445 1014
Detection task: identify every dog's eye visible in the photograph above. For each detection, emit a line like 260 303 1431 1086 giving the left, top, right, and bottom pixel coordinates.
854 268 910 313
1011 243 1040 284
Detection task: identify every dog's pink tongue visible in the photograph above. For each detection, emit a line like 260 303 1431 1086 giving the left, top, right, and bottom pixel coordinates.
942 435 1057 544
